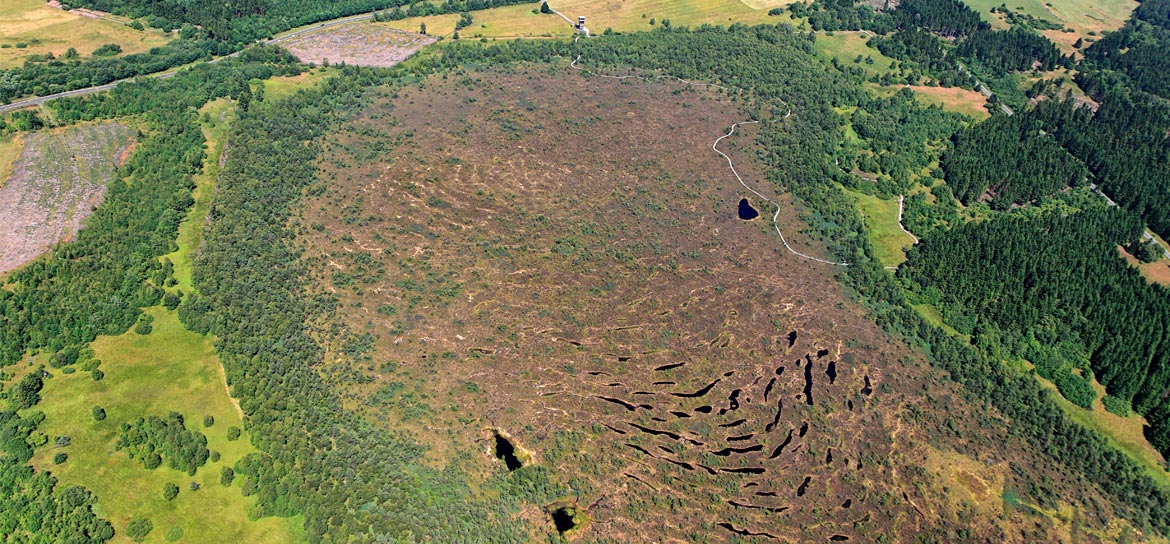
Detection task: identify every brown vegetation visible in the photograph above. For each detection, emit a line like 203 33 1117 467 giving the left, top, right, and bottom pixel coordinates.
280 23 433 68
297 68 1157 542
0 122 134 275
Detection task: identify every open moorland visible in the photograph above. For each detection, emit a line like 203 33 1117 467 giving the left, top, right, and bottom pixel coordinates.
0 122 134 275
0 0 171 69
296 66 1152 542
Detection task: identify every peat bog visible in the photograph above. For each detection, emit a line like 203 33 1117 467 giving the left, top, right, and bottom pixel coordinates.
296 67 1141 541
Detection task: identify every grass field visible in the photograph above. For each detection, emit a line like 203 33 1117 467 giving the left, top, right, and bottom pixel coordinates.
384 0 792 39
0 134 23 188
25 95 303 542
814 33 898 78
1119 246 1170 287
845 189 916 267
908 85 990 120
1031 367 1170 490
163 99 233 293
960 0 1136 37
0 0 171 69
31 308 301 544
261 67 338 101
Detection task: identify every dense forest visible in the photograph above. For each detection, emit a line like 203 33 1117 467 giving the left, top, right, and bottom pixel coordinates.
839 87 965 195
796 0 1063 107
898 205 1170 454
941 112 1086 207
1082 0 1170 100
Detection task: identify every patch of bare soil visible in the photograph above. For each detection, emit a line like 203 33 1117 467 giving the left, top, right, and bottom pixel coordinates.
281 23 433 68
301 68 1153 543
0 123 134 275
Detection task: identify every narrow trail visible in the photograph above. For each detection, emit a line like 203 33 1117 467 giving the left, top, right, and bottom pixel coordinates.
897 195 919 245
568 53 837 265
713 122 849 266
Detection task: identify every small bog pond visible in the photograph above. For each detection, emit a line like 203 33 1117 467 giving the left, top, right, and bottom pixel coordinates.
551 506 579 533
738 198 759 220
493 432 522 471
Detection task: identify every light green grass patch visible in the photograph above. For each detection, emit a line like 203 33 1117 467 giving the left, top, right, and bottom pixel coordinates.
31 307 300 544
1029 365 1170 490
814 32 898 78
163 99 233 293
911 303 966 339
261 67 338 101
845 188 915 267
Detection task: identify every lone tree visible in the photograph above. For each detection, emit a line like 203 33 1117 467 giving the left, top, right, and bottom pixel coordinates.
419 22 427 35
540 2 552 14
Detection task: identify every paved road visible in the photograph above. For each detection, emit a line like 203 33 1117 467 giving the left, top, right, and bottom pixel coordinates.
1090 183 1170 259
0 11 376 113
957 64 1014 116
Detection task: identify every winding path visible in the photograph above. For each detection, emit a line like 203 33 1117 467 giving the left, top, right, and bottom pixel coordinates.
568 54 843 266
714 122 849 266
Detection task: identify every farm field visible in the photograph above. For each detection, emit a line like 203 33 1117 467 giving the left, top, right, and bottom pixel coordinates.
382 5 572 38
385 0 792 39
961 0 1137 37
0 122 134 275
293 64 1150 542
30 307 301 544
0 0 171 69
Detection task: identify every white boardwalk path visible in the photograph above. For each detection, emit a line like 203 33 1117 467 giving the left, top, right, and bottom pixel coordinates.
568 52 846 266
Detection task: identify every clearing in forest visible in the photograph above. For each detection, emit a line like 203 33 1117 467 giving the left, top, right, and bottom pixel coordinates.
814 32 899 78
846 189 916 267
280 23 434 68
30 308 301 544
0 0 171 69
908 84 991 120
0 122 134 276
300 66 1138 542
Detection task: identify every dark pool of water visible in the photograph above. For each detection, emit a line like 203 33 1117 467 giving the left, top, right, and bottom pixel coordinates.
493 433 522 471
738 198 759 220
551 507 577 533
